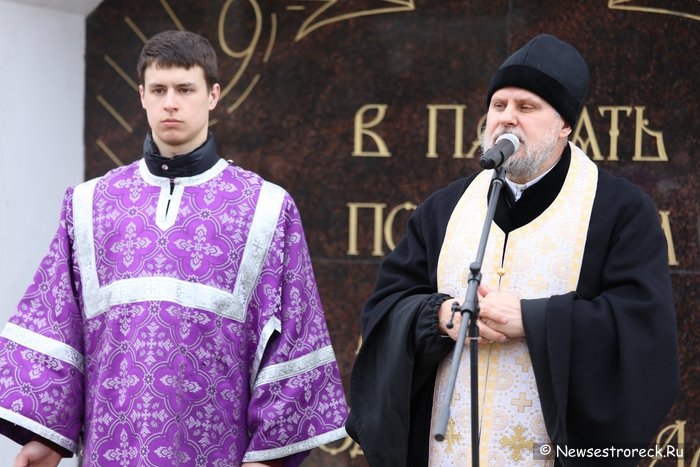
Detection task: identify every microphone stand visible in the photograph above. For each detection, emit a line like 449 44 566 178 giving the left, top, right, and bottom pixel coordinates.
433 166 507 467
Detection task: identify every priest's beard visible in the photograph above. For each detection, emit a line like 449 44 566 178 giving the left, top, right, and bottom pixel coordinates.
481 120 562 182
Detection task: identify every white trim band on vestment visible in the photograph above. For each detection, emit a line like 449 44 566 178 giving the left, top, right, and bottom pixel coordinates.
231 181 286 318
242 426 348 463
254 345 338 387
1 322 84 373
0 406 78 453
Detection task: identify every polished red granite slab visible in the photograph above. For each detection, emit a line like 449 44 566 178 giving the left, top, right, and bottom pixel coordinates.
85 1 699 464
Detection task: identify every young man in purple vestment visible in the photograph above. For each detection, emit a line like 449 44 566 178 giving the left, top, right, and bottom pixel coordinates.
0 30 348 467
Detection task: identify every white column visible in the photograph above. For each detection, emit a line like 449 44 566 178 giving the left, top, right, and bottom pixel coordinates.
0 1 87 464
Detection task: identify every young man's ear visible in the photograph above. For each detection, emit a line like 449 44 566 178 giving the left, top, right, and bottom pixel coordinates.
139 85 146 109
208 83 221 110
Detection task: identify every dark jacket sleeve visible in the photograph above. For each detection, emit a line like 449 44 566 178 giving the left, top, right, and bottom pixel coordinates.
523 170 680 466
345 177 473 467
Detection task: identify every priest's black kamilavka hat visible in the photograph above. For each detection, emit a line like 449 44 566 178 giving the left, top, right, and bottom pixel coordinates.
486 34 589 126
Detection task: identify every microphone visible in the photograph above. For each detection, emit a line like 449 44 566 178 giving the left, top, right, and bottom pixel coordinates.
479 134 520 169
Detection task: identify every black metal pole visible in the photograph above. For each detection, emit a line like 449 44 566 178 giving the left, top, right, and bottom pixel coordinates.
433 167 507 467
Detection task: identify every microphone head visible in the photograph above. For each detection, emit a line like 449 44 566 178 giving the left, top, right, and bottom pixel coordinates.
479 133 521 169
495 133 520 152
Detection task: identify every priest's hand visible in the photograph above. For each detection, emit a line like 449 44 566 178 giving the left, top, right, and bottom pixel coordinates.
13 439 62 467
477 284 525 340
437 297 508 344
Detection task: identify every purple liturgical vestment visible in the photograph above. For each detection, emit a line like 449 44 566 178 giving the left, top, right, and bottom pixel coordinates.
0 152 348 466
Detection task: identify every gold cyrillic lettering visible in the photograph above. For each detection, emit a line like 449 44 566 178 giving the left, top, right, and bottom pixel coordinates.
347 202 386 256
383 202 417 250
347 202 416 256
633 106 669 161
353 105 391 157
650 420 684 466
317 434 365 458
465 114 487 160
572 106 605 161
216 0 260 100
318 436 356 456
691 446 700 467
659 210 679 266
426 104 467 158
349 441 364 459
598 106 633 161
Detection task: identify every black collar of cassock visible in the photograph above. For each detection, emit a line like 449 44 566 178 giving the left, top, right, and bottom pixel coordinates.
492 144 572 233
143 131 221 178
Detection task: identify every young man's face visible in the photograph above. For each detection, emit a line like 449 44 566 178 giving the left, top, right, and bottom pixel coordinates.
139 64 220 157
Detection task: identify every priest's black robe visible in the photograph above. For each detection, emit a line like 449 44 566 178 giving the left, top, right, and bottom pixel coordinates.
345 146 680 466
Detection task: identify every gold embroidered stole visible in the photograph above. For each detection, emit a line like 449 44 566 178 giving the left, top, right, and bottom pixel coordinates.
429 145 597 466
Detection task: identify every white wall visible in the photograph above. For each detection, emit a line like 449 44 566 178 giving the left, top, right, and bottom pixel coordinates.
0 1 86 464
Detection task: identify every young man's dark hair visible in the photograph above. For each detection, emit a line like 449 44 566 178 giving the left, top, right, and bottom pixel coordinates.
136 30 219 89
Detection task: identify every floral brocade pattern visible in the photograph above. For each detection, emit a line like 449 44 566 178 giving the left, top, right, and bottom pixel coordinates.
96 165 246 286
0 160 348 466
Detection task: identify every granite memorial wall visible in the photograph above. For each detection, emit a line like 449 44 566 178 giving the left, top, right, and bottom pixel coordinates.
84 1 699 465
